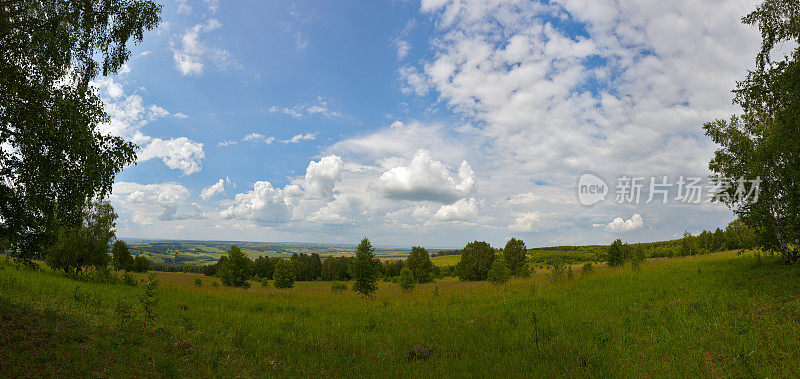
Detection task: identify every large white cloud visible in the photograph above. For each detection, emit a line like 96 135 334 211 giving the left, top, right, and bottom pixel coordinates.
112 182 202 225
377 149 475 203
220 181 293 225
432 198 479 222
303 155 343 200
595 214 645 233
93 78 205 175
138 137 205 175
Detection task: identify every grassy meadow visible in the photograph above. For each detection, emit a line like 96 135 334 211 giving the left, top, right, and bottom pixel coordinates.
2 250 799 377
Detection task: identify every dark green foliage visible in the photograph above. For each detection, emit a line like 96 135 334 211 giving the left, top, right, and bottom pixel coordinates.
139 274 159 325
398 266 415 291
252 256 279 279
581 262 593 275
330 282 347 292
681 232 695 256
260 277 270 288
46 200 117 273
457 241 496 281
321 256 353 281
503 238 527 276
630 245 646 271
606 239 626 267
194 277 202 288
122 273 138 287
383 260 405 278
112 240 133 271
549 259 567 282
218 245 252 288
487 258 510 285
406 246 433 283
273 260 295 289
350 238 378 297
131 256 150 273
702 0 800 263
0 0 161 259
291 253 322 281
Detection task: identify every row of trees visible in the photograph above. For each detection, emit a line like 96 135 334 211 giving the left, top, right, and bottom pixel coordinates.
207 239 437 296
456 238 530 282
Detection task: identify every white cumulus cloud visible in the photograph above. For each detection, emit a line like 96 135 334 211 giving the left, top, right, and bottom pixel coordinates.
138 137 205 175
595 214 645 233
303 155 343 200
378 149 474 203
200 178 225 200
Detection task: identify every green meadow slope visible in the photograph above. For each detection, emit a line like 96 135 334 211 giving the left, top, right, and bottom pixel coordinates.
1 251 798 376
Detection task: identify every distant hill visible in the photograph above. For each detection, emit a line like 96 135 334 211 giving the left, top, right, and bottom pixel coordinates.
122 239 413 265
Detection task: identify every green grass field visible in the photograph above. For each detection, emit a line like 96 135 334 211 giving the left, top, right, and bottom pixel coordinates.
2 251 799 376
430 254 461 266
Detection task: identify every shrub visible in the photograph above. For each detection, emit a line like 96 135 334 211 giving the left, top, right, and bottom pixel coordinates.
399 266 415 291
503 238 527 276
606 239 625 266
631 245 646 271
261 277 270 288
350 238 378 297
406 246 433 283
581 262 593 275
112 240 133 271
273 260 296 289
549 260 566 282
219 245 253 288
331 282 347 292
131 256 150 273
122 272 138 287
194 277 202 287
139 274 159 325
211 281 219 287
487 258 511 285
458 241 495 281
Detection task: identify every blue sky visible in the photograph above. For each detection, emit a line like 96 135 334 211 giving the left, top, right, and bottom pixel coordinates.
103 0 763 248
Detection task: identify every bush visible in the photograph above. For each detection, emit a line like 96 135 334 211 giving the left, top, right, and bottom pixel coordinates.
139 274 159 325
399 266 415 291
273 260 295 289
631 245 646 271
487 258 510 285
261 277 270 288
131 256 150 273
194 277 202 287
549 260 566 282
458 241 495 281
122 272 138 287
112 240 133 271
406 246 433 283
330 282 347 292
606 239 625 266
503 238 527 276
219 245 253 287
211 281 219 287
581 262 593 275
350 238 378 297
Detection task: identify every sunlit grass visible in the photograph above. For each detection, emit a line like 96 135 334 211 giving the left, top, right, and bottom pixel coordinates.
1 251 798 376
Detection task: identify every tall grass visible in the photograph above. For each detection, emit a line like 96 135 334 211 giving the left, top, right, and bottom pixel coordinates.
0 251 798 376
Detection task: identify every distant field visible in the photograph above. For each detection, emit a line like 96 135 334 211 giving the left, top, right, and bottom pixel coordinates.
431 254 461 266
125 240 412 265
2 250 798 376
